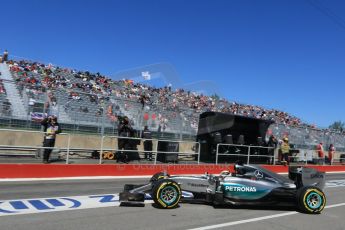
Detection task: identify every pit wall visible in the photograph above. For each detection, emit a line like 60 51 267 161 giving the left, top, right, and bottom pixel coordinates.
0 131 194 153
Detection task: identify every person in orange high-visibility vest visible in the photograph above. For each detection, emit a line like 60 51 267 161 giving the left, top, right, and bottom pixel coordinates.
328 144 335 165
316 143 324 165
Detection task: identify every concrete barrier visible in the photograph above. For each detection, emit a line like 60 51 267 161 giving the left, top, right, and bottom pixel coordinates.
0 130 197 155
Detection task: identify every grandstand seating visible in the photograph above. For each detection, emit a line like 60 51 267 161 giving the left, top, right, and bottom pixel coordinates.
0 59 344 149
0 63 27 118
0 82 11 117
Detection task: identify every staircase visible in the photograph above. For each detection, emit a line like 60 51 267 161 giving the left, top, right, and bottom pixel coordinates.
0 63 27 118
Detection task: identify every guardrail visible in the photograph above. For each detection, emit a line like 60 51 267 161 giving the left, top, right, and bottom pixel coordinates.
215 143 275 165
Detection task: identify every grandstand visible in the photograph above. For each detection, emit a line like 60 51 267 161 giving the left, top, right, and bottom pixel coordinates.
0 59 344 151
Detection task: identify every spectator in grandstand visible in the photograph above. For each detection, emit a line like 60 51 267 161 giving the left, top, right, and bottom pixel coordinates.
79 106 89 113
316 142 324 165
96 107 103 116
2 50 8 62
328 144 335 165
139 94 149 109
279 137 290 165
69 92 81 100
142 126 153 161
48 93 57 106
89 95 97 103
41 115 61 164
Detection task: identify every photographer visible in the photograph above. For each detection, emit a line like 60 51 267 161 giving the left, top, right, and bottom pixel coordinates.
117 116 134 163
41 115 61 164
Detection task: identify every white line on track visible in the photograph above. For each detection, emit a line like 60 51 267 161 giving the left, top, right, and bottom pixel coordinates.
325 171 345 174
187 203 345 230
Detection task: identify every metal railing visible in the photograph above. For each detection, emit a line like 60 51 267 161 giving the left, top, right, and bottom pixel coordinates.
287 151 308 165
0 127 343 166
332 156 345 165
0 128 71 164
153 138 201 165
0 129 201 164
215 143 275 165
98 135 200 165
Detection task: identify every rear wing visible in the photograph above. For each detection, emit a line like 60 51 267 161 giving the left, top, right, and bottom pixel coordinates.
288 166 325 190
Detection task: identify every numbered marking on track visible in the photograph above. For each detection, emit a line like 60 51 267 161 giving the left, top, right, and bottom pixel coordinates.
0 194 125 216
0 191 193 217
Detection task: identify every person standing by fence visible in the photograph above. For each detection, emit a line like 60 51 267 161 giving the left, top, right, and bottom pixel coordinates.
316 142 324 165
41 115 61 164
267 135 278 164
280 137 290 165
328 144 335 165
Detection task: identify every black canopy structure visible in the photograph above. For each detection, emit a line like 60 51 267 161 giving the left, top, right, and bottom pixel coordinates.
196 112 274 162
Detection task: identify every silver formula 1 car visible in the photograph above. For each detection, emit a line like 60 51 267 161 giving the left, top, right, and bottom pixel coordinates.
119 164 326 214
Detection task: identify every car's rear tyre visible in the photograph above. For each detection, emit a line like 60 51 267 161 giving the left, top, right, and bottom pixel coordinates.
152 179 181 209
150 172 170 183
297 186 326 214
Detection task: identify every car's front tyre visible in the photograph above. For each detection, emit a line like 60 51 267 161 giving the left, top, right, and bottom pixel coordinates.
150 172 170 183
152 179 181 209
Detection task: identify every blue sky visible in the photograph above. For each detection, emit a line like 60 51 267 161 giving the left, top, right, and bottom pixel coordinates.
1 0 344 127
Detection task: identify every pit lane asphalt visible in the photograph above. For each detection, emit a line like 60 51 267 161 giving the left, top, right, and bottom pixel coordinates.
0 174 344 230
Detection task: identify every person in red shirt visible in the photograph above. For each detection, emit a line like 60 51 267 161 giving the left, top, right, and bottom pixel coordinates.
328 144 335 165
316 143 324 165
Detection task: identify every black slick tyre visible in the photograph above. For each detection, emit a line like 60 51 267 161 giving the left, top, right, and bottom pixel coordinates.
152 179 181 209
150 172 170 183
297 186 326 214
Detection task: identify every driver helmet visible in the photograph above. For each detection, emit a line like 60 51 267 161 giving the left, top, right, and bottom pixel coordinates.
220 170 230 176
234 161 246 175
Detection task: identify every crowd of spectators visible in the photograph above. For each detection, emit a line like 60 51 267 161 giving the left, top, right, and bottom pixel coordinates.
3 59 343 136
